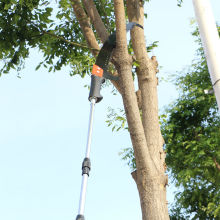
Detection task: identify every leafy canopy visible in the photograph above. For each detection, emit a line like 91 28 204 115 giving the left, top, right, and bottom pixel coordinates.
162 26 220 219
0 0 96 76
0 0 182 77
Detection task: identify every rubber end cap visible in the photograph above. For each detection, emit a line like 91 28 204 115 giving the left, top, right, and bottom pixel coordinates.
76 214 85 220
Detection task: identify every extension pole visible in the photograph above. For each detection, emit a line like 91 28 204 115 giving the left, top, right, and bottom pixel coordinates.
192 0 220 110
76 98 96 220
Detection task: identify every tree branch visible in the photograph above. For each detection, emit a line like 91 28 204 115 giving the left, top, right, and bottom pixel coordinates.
71 0 100 57
98 0 111 30
42 30 100 51
113 0 154 172
127 0 164 173
82 0 109 42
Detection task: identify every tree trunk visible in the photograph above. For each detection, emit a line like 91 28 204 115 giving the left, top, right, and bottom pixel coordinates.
132 170 169 220
72 0 170 219
113 0 170 219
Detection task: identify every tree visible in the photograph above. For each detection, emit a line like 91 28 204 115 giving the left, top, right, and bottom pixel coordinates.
115 25 220 219
162 26 220 219
0 0 174 219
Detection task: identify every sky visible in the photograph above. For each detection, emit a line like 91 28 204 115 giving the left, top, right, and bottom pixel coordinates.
0 1 220 220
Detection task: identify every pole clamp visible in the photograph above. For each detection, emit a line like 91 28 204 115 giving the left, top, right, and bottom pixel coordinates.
82 158 91 176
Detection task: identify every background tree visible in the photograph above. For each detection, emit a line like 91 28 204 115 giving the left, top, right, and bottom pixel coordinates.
162 26 220 219
0 0 173 219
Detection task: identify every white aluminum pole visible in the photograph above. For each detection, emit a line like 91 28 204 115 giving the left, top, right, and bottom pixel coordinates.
192 0 220 110
76 98 96 220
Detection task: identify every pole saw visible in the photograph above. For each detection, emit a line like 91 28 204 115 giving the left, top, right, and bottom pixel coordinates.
76 22 143 220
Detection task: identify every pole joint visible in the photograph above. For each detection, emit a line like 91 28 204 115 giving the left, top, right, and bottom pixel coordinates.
82 158 91 176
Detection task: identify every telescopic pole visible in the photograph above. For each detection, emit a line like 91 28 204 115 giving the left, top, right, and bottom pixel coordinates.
76 98 96 220
192 0 220 110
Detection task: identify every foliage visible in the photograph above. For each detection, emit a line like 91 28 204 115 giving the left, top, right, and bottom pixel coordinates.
162 27 220 219
0 0 94 76
0 0 167 78
93 0 116 34
119 147 136 171
106 107 128 132
177 0 183 7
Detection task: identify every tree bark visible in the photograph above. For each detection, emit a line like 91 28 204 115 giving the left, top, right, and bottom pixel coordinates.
126 0 169 219
71 0 100 57
113 0 154 172
127 0 165 172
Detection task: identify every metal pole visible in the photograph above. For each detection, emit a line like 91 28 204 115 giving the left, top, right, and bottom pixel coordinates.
76 98 96 220
192 0 220 110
